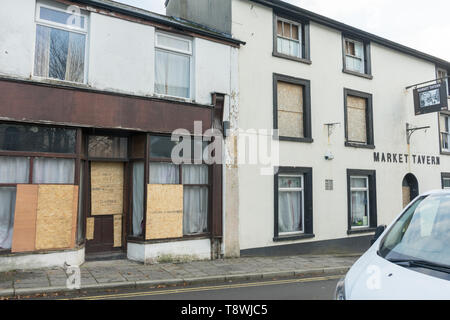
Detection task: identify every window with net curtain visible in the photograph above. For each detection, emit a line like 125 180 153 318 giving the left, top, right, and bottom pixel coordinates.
0 157 29 250
0 156 75 250
145 162 209 236
34 4 87 83
350 177 370 228
0 123 77 250
278 175 304 234
155 32 192 99
131 136 209 237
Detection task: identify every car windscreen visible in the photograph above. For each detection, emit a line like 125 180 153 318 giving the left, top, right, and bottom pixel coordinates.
379 194 450 267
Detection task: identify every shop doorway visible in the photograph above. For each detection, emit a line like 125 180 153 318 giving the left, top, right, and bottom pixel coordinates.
402 174 419 208
84 135 129 258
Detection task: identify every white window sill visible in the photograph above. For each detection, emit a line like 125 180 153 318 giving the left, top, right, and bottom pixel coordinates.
153 93 194 104
31 76 88 88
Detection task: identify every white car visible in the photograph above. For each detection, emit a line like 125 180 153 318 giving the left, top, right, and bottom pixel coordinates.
335 189 450 300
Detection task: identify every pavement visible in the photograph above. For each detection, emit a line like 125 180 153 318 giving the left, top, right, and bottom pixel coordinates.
0 254 360 299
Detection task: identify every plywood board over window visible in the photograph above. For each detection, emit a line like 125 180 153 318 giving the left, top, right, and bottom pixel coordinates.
86 217 95 240
146 184 183 240
11 185 39 253
113 215 122 247
12 185 78 252
277 81 304 138
347 95 367 143
35 185 78 251
90 162 124 215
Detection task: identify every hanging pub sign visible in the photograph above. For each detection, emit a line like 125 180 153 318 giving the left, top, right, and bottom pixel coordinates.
413 83 448 115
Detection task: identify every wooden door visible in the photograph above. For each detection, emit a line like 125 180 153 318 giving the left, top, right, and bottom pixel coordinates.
86 161 125 254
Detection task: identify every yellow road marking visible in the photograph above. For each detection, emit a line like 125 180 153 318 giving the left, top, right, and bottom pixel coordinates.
66 274 342 300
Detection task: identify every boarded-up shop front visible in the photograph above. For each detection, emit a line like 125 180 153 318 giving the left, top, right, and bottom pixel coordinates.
0 79 225 267
0 124 221 262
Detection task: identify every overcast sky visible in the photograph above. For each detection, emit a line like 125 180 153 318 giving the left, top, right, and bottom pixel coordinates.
117 0 450 61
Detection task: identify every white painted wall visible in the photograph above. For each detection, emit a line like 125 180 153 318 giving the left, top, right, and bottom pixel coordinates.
0 0 235 106
0 248 85 272
128 239 211 264
0 0 36 78
194 38 232 104
88 13 154 96
232 0 450 250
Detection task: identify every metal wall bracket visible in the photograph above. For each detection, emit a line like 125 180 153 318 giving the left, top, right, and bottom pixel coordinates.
406 123 430 144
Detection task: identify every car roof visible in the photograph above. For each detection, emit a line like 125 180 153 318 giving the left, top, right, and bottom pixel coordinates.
421 189 450 196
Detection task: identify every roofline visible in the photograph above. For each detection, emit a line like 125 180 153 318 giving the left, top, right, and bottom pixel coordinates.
70 0 245 46
251 0 450 69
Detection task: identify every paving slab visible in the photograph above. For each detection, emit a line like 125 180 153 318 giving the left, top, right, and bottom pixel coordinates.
0 254 359 298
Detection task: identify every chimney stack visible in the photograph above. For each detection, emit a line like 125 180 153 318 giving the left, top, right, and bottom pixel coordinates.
165 0 232 35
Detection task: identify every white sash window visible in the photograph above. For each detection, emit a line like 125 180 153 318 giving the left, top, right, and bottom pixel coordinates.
345 39 365 74
278 175 304 235
276 18 302 58
350 177 370 228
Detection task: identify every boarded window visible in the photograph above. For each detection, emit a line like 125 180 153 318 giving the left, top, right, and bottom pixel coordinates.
277 81 304 138
347 95 367 143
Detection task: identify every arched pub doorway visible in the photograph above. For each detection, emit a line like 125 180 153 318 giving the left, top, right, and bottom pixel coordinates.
402 174 419 208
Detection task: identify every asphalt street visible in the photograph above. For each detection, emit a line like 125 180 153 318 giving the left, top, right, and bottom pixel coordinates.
62 274 341 300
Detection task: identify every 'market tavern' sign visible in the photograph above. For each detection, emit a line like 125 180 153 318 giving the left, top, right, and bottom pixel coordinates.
413 83 448 115
374 152 440 166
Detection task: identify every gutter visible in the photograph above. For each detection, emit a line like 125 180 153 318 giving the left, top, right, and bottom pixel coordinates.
251 0 450 68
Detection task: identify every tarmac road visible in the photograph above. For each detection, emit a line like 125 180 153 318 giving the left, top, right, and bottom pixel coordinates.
65 274 341 300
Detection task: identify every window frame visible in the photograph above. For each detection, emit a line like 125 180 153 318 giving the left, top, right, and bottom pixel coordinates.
347 169 377 235
343 88 375 149
144 134 212 238
0 122 79 186
154 31 194 101
441 173 450 189
36 2 88 33
277 174 305 236
274 167 314 242
273 73 313 143
438 111 450 155
0 122 82 254
349 176 370 229
273 13 311 64
436 67 450 97
342 35 372 79
33 2 89 84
